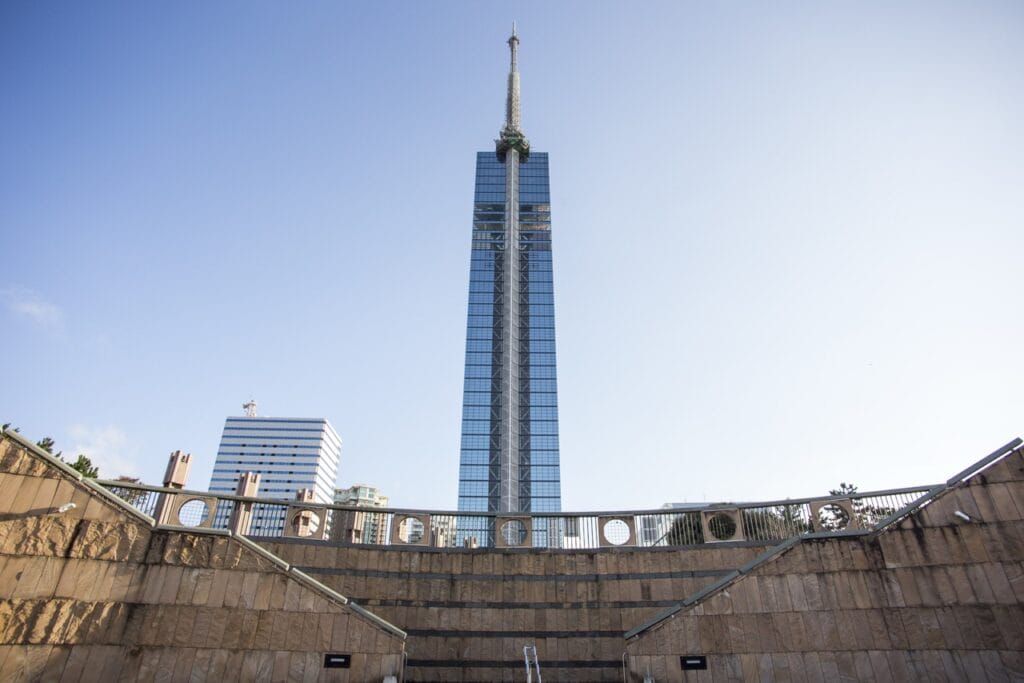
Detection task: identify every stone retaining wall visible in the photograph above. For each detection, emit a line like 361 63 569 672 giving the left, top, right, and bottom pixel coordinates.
263 537 773 681
0 432 406 682
624 444 1024 681
5 425 1022 682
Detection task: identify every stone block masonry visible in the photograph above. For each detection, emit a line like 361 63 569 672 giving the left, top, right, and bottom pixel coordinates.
0 430 405 682
624 442 1024 681
5 425 1023 681
262 533 777 680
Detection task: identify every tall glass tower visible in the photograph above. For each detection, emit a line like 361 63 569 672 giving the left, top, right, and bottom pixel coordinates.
457 27 562 518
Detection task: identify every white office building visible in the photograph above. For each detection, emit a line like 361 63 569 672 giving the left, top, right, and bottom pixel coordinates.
209 404 341 535
334 484 389 508
333 484 390 545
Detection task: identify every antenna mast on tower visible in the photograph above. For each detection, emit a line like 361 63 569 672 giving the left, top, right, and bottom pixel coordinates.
243 399 257 417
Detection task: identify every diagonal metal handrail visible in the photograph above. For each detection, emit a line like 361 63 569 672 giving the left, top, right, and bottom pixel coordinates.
623 437 1023 640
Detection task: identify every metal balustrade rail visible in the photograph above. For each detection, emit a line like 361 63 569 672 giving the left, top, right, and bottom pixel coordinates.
96 479 935 550
624 437 1024 640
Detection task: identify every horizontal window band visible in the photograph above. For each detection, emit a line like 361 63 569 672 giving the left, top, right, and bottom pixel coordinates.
215 450 325 456
220 436 327 441
225 419 330 425
222 429 325 435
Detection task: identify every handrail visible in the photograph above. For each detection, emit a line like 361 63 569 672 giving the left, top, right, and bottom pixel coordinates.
97 439 1021 552
0 428 407 641
94 479 937 518
96 478 933 551
622 437 1023 640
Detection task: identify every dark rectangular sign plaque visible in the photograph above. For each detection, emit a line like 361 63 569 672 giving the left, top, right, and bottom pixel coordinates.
324 654 352 669
680 655 707 670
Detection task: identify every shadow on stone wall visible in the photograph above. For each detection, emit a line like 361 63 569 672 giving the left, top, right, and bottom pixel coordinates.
0 430 406 682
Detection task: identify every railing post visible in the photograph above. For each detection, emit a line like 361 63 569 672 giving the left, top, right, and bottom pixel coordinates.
229 472 260 535
291 488 317 536
154 450 191 525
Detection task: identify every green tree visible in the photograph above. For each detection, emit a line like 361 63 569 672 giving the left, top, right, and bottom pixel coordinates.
777 503 814 535
3 430 101 479
112 475 147 505
35 436 62 458
741 508 812 541
829 482 857 497
665 512 704 545
821 482 895 530
667 505 814 545
68 454 99 478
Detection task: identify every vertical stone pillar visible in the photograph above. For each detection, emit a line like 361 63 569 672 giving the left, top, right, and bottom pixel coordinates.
154 450 192 525
291 488 317 536
163 450 192 488
229 472 260 535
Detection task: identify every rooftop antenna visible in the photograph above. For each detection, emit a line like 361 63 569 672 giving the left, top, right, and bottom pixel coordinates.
243 399 257 417
505 21 521 133
496 22 529 162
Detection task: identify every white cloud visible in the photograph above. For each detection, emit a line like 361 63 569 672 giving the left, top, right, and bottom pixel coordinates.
1 286 64 332
68 424 139 479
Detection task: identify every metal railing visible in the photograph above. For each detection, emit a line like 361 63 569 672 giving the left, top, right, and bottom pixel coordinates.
95 479 934 550
624 437 1024 639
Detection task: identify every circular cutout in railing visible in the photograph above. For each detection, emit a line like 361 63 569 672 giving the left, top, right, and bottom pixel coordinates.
707 512 738 541
500 519 527 546
397 517 425 544
290 510 322 537
817 503 851 531
177 499 210 527
602 518 630 546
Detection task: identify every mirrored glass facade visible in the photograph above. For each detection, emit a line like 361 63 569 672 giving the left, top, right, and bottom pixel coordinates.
457 151 562 516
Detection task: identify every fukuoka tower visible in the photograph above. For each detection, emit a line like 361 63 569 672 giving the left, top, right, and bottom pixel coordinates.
456 27 562 521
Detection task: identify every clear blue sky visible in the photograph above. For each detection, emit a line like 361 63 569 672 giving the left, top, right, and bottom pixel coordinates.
2 2 1022 510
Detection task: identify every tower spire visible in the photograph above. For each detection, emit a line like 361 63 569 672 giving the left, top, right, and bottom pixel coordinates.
506 22 520 132
496 23 529 161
